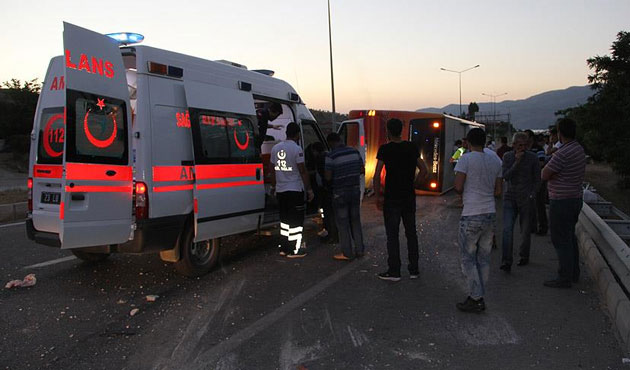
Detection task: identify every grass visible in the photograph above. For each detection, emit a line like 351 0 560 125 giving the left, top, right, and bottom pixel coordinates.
585 162 630 216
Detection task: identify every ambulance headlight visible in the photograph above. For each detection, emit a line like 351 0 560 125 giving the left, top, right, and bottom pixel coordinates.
106 32 144 45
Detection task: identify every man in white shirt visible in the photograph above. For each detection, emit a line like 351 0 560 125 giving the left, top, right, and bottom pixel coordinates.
454 128 503 313
270 122 314 258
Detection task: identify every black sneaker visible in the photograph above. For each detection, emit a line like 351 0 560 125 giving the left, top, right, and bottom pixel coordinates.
543 279 571 288
377 272 401 282
456 296 485 313
500 263 511 273
409 271 420 279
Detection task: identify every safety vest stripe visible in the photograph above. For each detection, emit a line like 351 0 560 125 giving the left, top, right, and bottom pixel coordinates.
195 164 262 180
65 185 132 193
33 165 63 179
153 184 194 193
196 180 263 191
66 163 132 181
153 166 195 182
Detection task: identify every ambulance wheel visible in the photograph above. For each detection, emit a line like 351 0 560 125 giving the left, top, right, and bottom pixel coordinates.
175 226 220 277
71 249 110 263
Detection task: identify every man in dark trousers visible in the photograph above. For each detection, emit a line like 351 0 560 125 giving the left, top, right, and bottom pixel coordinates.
325 132 365 260
500 132 541 272
374 118 428 281
270 122 314 258
542 118 586 288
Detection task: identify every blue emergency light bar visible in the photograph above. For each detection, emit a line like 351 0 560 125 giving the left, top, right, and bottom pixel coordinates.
106 32 144 45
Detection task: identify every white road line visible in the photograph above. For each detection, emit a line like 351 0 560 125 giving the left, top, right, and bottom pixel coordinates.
191 257 367 369
24 256 77 269
0 221 25 229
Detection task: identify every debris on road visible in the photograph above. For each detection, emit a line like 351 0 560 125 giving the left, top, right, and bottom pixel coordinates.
130 308 140 316
145 295 159 302
5 274 36 289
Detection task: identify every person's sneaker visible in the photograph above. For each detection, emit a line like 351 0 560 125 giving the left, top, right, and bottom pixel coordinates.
287 249 307 259
517 259 529 266
543 279 571 288
317 229 329 238
278 250 287 256
500 263 511 273
377 272 401 282
456 296 485 313
333 253 351 261
409 273 420 280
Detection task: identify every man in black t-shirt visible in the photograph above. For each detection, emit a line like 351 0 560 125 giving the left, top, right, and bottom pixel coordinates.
373 118 428 282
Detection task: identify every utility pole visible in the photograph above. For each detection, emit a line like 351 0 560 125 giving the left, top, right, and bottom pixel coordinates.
327 0 336 126
482 92 507 142
440 64 480 117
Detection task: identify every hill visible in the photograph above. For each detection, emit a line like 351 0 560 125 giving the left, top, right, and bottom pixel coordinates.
418 85 594 130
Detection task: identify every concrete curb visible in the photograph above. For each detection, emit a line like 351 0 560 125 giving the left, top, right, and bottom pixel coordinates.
576 222 630 354
0 202 27 223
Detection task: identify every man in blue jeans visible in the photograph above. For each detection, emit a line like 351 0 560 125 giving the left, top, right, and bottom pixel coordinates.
454 128 503 312
542 118 586 288
373 118 428 281
325 133 365 260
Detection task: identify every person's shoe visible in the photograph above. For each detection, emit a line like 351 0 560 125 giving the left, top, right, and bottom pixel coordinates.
517 259 529 266
377 272 401 282
456 296 485 313
409 273 420 280
278 250 287 256
500 263 511 273
333 253 351 261
543 279 572 288
317 229 329 238
287 249 307 259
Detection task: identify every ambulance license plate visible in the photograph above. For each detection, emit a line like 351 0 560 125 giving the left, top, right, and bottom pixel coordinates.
41 192 61 205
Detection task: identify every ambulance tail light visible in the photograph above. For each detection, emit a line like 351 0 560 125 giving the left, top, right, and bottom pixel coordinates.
27 178 33 212
430 181 438 190
134 181 149 220
148 62 184 78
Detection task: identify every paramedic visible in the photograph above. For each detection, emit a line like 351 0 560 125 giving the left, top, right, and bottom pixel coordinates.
257 102 283 145
270 122 314 258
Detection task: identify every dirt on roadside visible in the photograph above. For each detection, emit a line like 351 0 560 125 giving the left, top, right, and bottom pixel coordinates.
585 162 630 216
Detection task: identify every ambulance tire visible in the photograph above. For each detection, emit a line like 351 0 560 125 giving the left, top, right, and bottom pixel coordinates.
71 249 110 263
175 225 220 277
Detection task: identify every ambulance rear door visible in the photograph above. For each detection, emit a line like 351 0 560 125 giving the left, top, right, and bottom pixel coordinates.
60 22 133 248
185 80 264 242
337 119 366 191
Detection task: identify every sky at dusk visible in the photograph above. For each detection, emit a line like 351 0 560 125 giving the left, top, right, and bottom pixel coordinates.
2 0 629 113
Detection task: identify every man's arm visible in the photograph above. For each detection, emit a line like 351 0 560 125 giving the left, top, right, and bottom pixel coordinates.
297 162 314 201
541 165 555 181
454 172 466 194
502 152 519 180
494 177 503 197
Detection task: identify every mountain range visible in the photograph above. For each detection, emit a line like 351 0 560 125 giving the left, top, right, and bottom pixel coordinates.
417 85 594 130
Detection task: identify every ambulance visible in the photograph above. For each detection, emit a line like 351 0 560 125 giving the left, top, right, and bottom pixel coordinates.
27 23 328 276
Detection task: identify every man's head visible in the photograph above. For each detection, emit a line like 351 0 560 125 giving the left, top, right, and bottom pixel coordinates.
386 118 403 139
285 122 300 141
462 138 469 149
455 139 462 147
269 102 283 120
550 127 558 142
556 117 577 142
500 136 508 145
512 132 529 153
466 128 486 148
326 132 342 148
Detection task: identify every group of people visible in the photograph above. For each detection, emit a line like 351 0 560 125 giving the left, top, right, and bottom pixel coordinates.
451 118 586 313
267 113 585 315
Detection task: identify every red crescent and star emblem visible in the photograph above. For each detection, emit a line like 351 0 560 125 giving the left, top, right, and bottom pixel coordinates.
42 113 65 157
84 98 117 148
232 120 250 151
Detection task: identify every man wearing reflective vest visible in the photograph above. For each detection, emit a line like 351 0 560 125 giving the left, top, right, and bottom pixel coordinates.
270 122 314 258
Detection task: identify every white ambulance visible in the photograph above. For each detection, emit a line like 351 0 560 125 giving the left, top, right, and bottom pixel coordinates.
27 23 328 276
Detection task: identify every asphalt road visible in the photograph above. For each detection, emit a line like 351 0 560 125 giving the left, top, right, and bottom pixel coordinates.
0 194 625 370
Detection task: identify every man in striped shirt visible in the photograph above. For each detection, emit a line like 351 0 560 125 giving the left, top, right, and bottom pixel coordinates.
542 118 586 288
325 133 366 260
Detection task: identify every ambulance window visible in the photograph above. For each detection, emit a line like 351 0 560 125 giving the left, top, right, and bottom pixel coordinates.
198 114 230 162
227 118 258 163
339 122 360 149
301 120 325 151
65 90 129 165
37 108 64 164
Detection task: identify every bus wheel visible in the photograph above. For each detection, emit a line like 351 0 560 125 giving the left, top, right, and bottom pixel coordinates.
175 226 220 277
71 249 110 263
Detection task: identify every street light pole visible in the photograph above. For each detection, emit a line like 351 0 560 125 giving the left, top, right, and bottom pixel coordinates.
327 0 336 126
482 92 507 142
440 64 480 117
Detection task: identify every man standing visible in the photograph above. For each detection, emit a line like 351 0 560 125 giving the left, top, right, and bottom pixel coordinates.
454 128 503 313
324 133 365 260
374 119 428 281
500 132 541 272
256 102 283 146
270 122 314 258
496 136 512 159
542 118 586 288
450 138 468 167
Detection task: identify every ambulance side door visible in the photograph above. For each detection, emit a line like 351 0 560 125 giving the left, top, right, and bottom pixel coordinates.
184 80 264 242
61 22 133 249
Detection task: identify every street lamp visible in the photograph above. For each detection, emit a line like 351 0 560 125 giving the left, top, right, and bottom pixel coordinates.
327 0 336 126
440 64 480 117
482 92 507 141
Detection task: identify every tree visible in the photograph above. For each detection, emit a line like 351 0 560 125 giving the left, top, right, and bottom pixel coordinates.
559 31 630 186
0 78 41 138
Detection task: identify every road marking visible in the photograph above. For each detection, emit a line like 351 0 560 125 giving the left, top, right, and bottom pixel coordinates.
24 256 76 269
0 221 25 229
192 257 367 369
